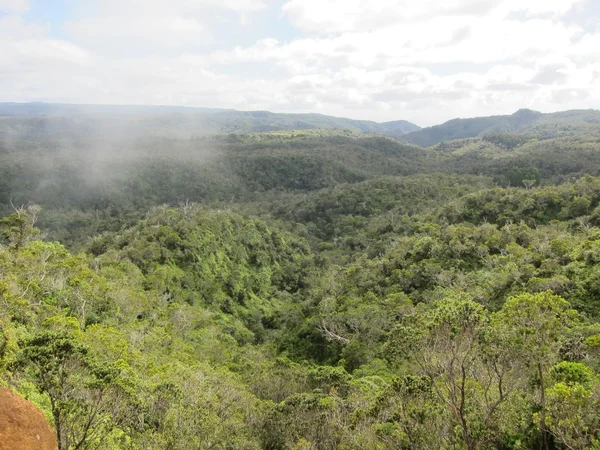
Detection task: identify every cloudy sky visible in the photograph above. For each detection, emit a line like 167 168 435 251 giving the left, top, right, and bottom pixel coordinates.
0 0 599 125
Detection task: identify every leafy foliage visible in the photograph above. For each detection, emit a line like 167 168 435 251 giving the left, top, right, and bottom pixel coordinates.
2 108 600 449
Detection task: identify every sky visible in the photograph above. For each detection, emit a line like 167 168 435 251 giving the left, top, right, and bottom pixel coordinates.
0 0 599 126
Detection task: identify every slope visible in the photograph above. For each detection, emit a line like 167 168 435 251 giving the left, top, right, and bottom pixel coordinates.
0 102 420 137
403 108 600 147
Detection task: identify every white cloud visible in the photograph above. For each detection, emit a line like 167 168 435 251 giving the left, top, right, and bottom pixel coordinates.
69 0 266 15
0 0 598 125
0 15 46 39
500 0 581 16
211 17 581 67
65 16 211 49
281 0 584 34
282 0 487 34
188 0 598 123
61 0 267 55
0 0 28 13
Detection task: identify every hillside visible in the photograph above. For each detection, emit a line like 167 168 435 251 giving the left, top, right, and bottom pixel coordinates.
2 109 600 449
0 102 420 137
403 108 600 147
0 389 57 450
3 114 600 246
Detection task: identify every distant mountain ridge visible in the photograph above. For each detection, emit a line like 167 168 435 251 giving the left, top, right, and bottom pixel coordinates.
0 102 420 137
4 103 599 144
403 108 600 147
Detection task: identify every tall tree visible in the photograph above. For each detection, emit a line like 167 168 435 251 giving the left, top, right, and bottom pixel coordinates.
17 328 134 450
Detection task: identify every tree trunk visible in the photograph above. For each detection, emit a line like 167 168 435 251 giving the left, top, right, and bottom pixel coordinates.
538 363 550 450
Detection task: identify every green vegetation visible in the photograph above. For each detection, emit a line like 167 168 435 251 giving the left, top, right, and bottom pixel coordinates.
403 108 600 147
0 103 420 137
3 107 600 449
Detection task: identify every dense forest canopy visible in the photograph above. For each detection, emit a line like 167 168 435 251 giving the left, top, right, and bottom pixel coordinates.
3 105 600 449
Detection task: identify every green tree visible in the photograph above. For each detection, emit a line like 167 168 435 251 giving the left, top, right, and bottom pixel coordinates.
17 329 134 450
503 166 541 188
0 203 41 250
492 292 579 450
389 297 498 449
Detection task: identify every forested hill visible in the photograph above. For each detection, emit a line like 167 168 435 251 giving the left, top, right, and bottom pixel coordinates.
0 102 420 137
3 109 600 449
403 108 600 147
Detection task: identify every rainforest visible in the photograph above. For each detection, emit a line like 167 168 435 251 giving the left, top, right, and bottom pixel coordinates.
2 105 600 450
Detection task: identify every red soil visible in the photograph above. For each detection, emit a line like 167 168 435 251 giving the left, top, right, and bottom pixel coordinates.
0 388 57 450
